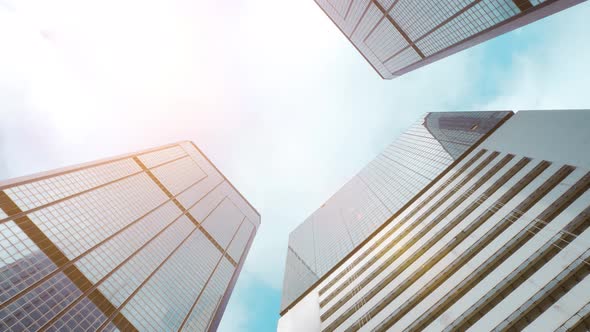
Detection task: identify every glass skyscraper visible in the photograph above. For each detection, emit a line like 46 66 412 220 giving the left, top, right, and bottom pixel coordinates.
0 141 260 331
279 110 590 332
314 0 585 78
281 111 512 313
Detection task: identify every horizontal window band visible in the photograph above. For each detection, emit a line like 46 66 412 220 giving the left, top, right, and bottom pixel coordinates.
133 156 236 266
318 149 489 297
565 305 590 332
0 174 220 310
321 152 501 329
410 161 562 330
0 191 138 332
365 157 532 331
500 207 590 331
441 165 579 331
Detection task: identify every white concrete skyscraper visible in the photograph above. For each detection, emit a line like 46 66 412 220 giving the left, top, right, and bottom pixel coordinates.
280 110 590 332
280 112 512 316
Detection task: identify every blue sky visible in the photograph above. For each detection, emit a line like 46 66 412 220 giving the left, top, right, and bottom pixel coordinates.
1 1 590 331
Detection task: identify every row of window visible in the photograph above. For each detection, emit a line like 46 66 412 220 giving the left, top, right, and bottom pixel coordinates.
399 160 552 331
317 149 489 298
447 170 590 331
323 151 513 330
322 158 590 331
363 155 530 331
1 143 255 331
320 150 501 327
416 163 573 332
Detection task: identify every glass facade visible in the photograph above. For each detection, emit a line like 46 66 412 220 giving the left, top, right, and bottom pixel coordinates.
315 0 584 78
0 141 260 331
280 111 512 312
278 110 590 332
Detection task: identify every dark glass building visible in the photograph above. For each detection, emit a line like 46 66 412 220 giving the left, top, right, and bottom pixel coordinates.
315 0 586 78
0 142 260 331
280 111 512 313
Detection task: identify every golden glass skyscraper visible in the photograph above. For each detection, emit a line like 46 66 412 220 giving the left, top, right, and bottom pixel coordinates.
315 0 586 78
0 141 260 331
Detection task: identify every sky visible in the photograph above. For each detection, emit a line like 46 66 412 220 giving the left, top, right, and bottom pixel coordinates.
1 0 590 331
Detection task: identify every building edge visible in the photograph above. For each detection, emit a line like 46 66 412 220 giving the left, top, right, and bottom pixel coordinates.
188 141 261 219
392 0 586 77
0 141 260 220
208 223 258 332
313 0 391 79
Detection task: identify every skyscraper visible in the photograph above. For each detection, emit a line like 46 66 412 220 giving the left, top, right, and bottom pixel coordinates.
279 110 590 331
315 0 586 79
0 141 260 332
281 111 512 314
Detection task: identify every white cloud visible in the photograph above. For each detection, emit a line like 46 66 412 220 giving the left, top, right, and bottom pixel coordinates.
481 4 590 111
